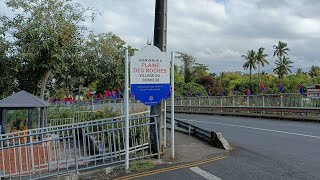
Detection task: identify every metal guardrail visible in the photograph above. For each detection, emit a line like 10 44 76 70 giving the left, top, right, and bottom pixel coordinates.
166 117 231 150
168 105 320 121
0 115 159 179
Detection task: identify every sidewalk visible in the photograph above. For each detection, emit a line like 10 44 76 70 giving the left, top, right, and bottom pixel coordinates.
161 129 227 164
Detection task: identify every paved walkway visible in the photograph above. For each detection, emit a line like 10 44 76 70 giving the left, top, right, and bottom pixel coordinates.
161 129 226 164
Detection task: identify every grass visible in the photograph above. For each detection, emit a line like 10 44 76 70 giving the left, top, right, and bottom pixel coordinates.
129 159 156 172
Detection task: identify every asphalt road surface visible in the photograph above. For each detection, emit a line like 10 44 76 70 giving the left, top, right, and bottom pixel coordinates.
138 114 320 180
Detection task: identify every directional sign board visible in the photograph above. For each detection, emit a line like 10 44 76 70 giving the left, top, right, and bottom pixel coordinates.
130 45 170 106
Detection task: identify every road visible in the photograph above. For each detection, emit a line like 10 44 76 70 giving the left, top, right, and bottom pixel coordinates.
137 114 320 180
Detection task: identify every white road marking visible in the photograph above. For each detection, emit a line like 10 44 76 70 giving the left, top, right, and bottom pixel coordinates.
181 119 320 139
189 166 222 180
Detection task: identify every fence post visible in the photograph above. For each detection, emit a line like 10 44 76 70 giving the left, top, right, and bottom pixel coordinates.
189 98 192 106
220 97 223 107
301 96 304 107
262 95 265 107
180 98 183 106
280 95 283 107
247 96 250 106
209 97 211 106
198 98 201 106
72 128 79 173
232 96 235 106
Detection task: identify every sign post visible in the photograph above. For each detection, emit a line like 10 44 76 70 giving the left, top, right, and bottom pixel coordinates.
171 51 175 159
124 48 130 170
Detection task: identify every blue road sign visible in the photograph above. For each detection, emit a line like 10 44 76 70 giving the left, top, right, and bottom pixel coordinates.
130 45 170 106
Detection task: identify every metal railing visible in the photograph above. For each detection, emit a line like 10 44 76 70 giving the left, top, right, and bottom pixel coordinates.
50 99 148 115
0 115 159 179
169 105 320 121
169 93 320 108
49 111 150 127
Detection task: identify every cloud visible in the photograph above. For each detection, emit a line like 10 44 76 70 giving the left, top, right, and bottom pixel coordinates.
1 0 319 73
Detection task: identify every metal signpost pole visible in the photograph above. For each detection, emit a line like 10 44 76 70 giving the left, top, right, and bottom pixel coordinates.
124 48 130 170
171 51 175 159
164 100 166 147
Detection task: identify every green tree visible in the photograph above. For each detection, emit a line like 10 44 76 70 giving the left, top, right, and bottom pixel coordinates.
242 50 256 83
175 52 195 83
273 41 292 79
273 57 293 79
255 47 269 80
0 37 16 98
191 63 209 82
82 33 135 94
309 65 320 78
296 68 303 75
1 0 96 99
273 41 290 59
174 64 184 83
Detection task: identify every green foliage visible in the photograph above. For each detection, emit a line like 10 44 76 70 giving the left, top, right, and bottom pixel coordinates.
7 110 28 130
273 56 293 79
175 82 208 97
174 64 184 83
309 65 320 78
0 38 16 98
129 159 155 172
1 0 97 98
242 50 257 82
175 52 196 83
273 41 292 79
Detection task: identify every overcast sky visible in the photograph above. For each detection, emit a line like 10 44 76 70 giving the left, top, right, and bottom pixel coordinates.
1 0 320 74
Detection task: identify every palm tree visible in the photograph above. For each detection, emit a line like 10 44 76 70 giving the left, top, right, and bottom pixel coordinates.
308 65 320 78
255 47 269 80
273 41 290 59
242 50 257 83
273 56 293 79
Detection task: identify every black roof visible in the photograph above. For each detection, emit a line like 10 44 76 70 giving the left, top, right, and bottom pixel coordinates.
0 90 50 108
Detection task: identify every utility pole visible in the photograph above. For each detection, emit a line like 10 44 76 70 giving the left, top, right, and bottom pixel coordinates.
150 0 167 153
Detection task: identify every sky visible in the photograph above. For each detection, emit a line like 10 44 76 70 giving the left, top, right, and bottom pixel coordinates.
1 0 320 74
